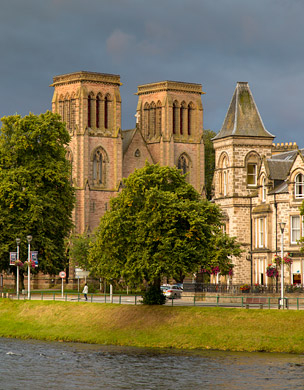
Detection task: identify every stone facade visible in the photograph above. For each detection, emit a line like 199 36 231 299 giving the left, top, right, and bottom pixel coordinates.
51 72 205 234
212 82 304 286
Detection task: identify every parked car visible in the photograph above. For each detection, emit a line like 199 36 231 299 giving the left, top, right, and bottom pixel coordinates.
162 285 183 299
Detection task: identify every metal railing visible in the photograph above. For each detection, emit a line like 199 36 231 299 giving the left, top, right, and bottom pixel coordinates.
183 282 304 295
2 291 304 310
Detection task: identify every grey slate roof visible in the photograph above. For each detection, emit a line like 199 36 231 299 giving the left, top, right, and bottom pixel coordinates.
267 160 293 180
213 82 275 140
267 149 304 194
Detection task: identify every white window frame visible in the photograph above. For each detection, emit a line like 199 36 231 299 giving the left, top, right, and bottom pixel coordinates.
295 173 304 199
247 163 257 186
255 217 267 248
291 215 301 244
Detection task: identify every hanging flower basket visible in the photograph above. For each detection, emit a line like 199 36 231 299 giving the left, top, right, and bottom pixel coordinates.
266 264 278 278
273 255 282 266
14 260 24 267
283 254 293 265
24 260 36 268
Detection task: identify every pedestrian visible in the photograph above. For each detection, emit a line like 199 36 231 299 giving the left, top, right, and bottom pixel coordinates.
82 283 88 301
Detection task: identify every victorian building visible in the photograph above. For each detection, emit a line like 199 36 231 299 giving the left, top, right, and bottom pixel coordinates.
212 82 304 286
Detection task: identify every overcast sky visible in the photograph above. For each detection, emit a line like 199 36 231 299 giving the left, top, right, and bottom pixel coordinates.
1 0 304 144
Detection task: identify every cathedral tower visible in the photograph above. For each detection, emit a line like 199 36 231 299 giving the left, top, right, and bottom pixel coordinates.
51 71 123 233
136 81 205 193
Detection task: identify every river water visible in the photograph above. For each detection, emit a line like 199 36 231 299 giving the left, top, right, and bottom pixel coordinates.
1 338 304 389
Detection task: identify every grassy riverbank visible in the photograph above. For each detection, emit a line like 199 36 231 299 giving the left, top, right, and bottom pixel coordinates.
1 299 304 353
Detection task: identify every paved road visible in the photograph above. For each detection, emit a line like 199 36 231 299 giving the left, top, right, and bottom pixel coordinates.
5 292 303 310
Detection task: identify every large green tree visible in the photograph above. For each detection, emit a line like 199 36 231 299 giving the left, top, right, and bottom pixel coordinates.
203 129 216 200
89 163 240 295
0 111 75 275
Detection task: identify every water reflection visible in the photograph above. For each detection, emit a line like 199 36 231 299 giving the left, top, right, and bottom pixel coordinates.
0 338 304 389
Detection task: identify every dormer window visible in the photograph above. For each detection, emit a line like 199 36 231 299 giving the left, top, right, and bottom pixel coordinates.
247 163 257 186
295 173 304 199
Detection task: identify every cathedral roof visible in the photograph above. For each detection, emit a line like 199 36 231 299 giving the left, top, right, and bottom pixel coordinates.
122 128 137 155
213 82 274 140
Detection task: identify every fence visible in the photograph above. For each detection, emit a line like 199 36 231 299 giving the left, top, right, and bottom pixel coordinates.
183 282 304 295
2 291 304 310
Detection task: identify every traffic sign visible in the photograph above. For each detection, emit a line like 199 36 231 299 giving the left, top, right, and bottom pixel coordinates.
59 271 66 278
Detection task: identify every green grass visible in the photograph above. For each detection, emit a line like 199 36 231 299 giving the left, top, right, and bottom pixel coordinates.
0 299 303 353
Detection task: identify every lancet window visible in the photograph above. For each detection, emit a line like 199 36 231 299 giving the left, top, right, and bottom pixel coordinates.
93 148 107 186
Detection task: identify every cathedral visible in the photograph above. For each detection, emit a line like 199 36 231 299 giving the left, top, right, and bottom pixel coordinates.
51 71 304 287
50 71 205 234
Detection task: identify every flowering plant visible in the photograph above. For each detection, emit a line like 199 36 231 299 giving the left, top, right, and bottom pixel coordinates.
14 260 23 267
266 264 278 278
273 255 282 266
24 260 36 268
240 284 250 291
283 254 293 265
211 266 220 275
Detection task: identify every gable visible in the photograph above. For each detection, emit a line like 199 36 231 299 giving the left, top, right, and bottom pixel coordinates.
122 128 154 178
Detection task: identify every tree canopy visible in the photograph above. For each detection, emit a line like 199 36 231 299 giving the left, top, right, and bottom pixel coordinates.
88 163 240 289
0 111 75 275
203 129 216 200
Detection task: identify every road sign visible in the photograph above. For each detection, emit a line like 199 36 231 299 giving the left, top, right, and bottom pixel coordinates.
59 271 66 278
31 251 38 267
75 269 90 278
9 252 17 265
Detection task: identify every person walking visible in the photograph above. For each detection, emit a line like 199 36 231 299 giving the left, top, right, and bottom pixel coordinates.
82 283 88 301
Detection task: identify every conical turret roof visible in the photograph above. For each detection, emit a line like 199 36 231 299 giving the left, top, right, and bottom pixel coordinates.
213 82 274 140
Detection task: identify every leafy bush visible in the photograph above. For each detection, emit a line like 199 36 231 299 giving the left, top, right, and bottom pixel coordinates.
142 286 166 305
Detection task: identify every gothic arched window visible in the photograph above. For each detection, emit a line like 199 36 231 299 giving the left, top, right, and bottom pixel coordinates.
173 101 179 135
66 149 73 183
59 95 64 121
88 93 94 128
96 94 101 129
144 102 150 137
177 154 190 178
188 102 194 136
104 95 110 129
156 100 162 136
70 94 76 130
150 101 156 136
92 148 107 186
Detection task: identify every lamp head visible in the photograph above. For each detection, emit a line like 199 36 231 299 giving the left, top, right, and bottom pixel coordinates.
27 235 32 243
16 238 21 245
280 222 286 233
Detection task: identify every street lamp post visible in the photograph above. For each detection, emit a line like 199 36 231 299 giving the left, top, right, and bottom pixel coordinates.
16 238 21 299
280 222 286 309
27 235 32 300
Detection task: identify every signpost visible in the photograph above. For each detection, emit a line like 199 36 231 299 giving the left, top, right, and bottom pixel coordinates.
75 268 90 292
59 271 66 298
31 251 38 267
9 252 17 266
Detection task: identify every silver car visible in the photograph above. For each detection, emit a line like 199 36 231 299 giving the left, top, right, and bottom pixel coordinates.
162 285 182 299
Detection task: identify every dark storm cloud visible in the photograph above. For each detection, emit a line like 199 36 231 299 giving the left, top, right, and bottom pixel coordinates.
1 0 304 143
